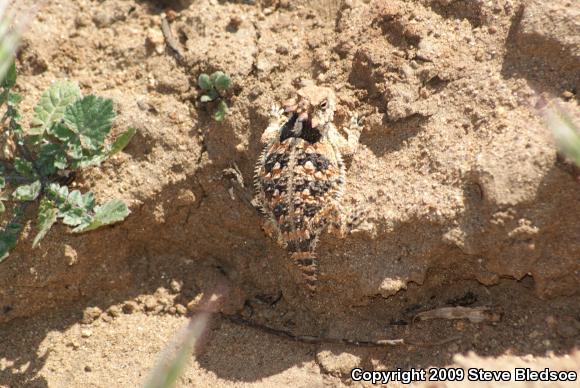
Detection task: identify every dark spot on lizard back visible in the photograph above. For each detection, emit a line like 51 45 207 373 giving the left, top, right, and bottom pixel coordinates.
297 153 331 171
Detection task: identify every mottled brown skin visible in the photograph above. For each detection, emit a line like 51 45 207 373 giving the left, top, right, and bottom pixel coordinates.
254 86 361 291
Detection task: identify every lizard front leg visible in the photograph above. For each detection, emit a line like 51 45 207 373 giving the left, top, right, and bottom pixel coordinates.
260 104 286 145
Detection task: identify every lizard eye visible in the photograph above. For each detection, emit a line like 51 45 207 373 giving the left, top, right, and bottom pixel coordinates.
319 100 328 109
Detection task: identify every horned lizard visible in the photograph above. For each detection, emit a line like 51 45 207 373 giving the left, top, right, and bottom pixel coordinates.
254 85 362 291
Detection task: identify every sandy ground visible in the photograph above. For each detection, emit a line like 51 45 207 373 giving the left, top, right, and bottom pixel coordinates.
0 0 579 386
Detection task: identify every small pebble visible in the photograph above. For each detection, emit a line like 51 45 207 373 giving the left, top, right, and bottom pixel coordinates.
81 329 92 338
92 11 113 28
146 28 166 55
64 245 78 266
562 90 574 100
81 307 103 324
170 279 183 293
84 365 92 372
175 304 187 316
107 305 122 318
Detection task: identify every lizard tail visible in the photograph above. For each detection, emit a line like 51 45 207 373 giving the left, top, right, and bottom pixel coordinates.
289 251 319 292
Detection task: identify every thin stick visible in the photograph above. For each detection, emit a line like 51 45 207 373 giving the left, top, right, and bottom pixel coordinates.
160 15 185 64
221 314 406 347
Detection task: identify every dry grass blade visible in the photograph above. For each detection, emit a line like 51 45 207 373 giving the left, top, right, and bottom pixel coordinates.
143 292 224 388
0 0 41 81
542 102 580 167
414 306 503 324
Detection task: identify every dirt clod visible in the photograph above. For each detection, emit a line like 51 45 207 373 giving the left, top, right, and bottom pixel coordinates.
81 307 103 324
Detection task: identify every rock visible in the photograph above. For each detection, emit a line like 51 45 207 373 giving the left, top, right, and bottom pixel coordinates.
170 279 183 293
146 28 166 56
379 278 407 297
64 245 77 266
81 307 103 324
107 305 122 318
562 90 574 100
175 304 187 315
175 190 196 206
316 349 361 375
81 329 92 338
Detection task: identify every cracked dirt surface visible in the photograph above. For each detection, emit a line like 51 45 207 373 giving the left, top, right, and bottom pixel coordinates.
1 0 579 386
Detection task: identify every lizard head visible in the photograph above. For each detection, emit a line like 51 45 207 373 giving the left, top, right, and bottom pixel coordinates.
283 86 336 132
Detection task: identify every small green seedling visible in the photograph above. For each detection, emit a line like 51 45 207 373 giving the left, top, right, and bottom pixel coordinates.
0 63 136 261
197 71 232 122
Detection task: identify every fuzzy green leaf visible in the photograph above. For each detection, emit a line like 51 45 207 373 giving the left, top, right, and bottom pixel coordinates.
64 95 115 150
62 207 87 226
109 127 136 156
12 180 42 201
30 81 82 136
197 73 212 90
214 100 228 122
46 183 69 206
82 192 95 211
210 71 224 84
33 199 58 247
0 221 22 262
73 153 107 169
68 190 83 208
37 143 68 176
0 176 5 190
13 158 37 179
73 199 130 233
51 122 76 142
46 183 70 211
67 141 84 161
214 73 231 91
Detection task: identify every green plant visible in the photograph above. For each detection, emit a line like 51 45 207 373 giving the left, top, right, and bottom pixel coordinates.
197 71 232 122
0 63 136 261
